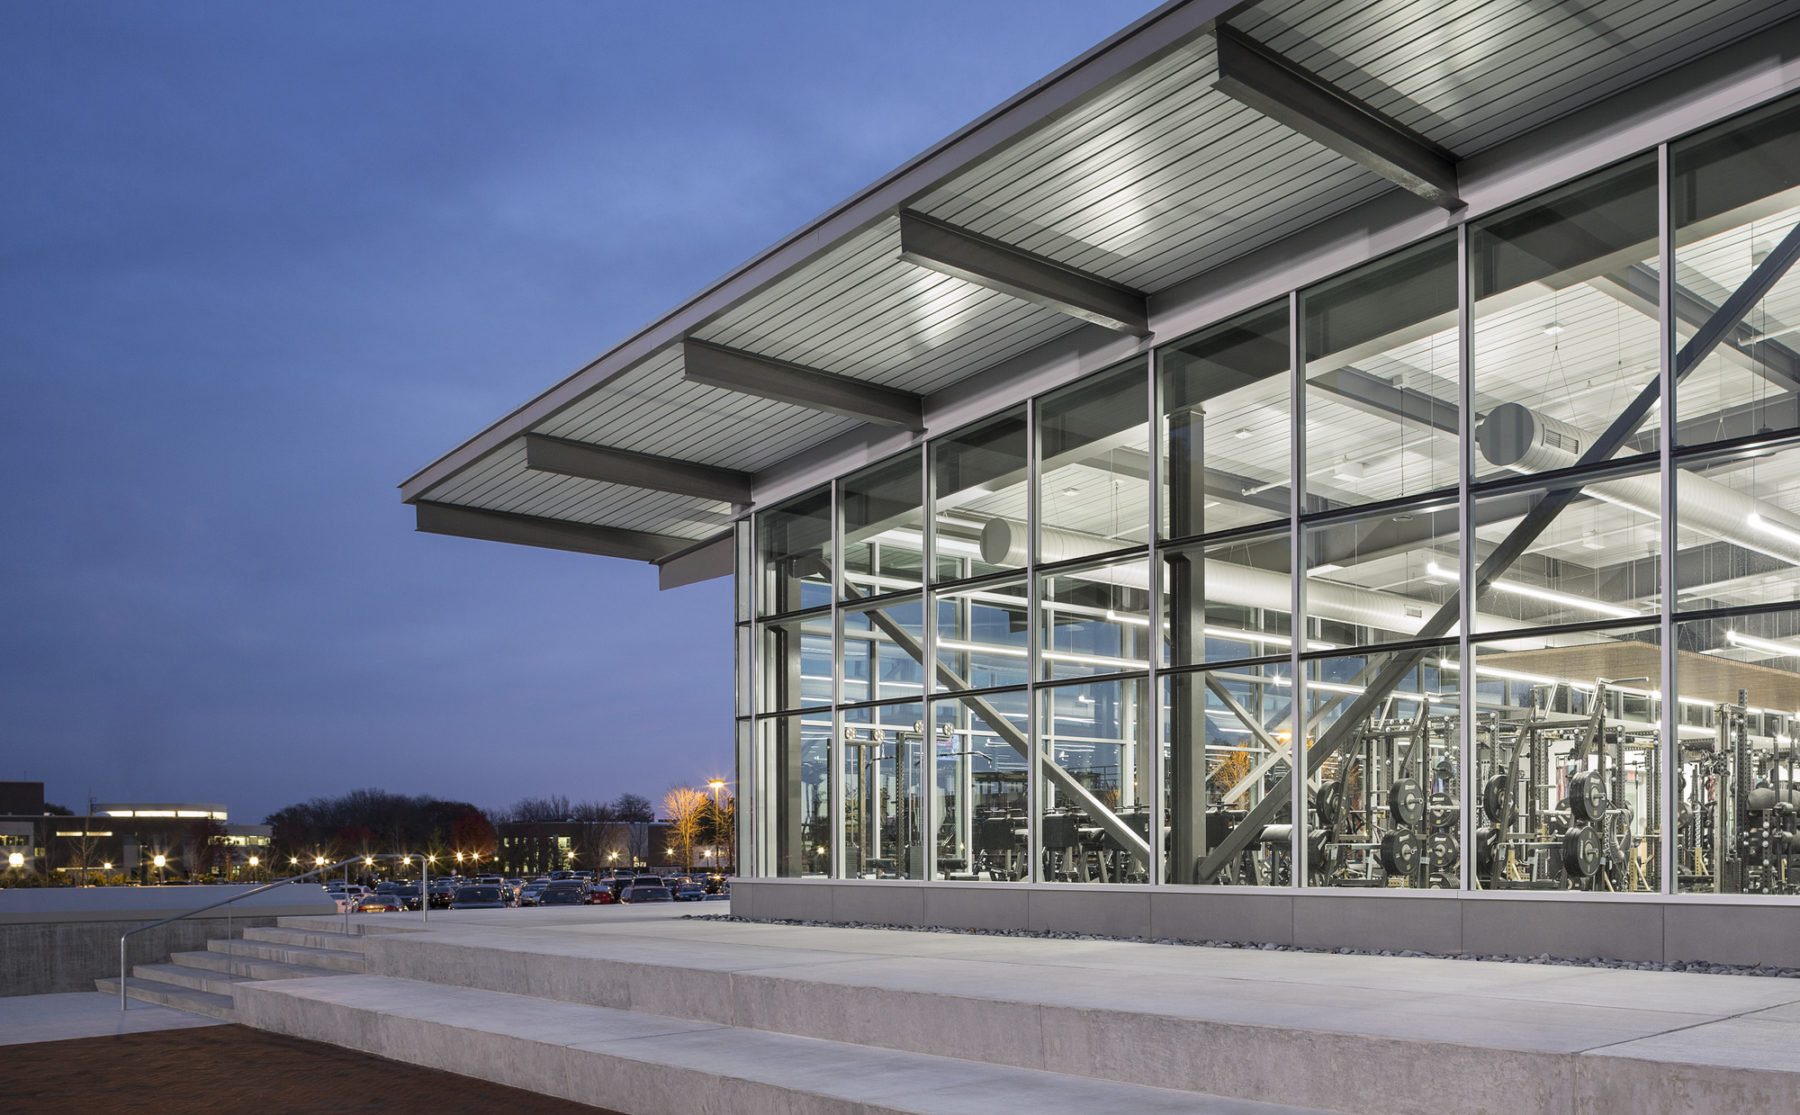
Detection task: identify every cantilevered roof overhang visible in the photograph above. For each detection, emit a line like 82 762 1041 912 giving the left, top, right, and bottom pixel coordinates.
401 0 1800 589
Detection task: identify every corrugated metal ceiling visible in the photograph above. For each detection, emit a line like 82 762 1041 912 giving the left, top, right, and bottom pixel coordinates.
405 0 1800 551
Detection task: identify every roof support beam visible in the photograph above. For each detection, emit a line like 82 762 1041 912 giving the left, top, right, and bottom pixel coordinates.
681 339 924 430
1212 27 1461 210
898 210 1149 334
524 433 752 504
413 501 689 563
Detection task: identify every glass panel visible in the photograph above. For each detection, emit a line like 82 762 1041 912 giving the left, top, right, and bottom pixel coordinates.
1303 234 1458 510
1467 473 1661 637
1675 613 1800 895
842 451 924 600
840 595 926 706
1471 155 1660 483
735 624 752 718
756 613 831 713
1305 645 1460 889
1674 96 1800 448
1675 441 1800 613
735 521 753 624
1038 677 1152 884
932 408 1028 582
735 718 752 876
1160 301 1290 538
934 577 1030 692
1470 625 1661 894
758 712 830 878
757 488 831 617
1161 529 1293 666
931 690 1029 881
1037 557 1150 682
1304 498 1459 650
1037 362 1149 554
842 701 927 880
1166 663 1294 886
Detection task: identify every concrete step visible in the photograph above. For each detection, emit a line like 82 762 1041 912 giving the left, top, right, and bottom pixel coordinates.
278 914 418 937
132 962 250 996
169 949 352 982
97 975 238 1022
241 925 372 953
209 937 366 972
236 975 1332 1115
349 925 1800 1115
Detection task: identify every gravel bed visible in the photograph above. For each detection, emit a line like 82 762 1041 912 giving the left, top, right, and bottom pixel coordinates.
683 913 1800 978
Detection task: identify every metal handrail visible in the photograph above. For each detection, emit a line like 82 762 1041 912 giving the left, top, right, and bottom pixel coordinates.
118 852 436 1010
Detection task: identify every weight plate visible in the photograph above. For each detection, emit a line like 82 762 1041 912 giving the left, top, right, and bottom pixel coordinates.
1427 831 1459 870
1388 778 1424 826
1562 824 1602 877
1474 825 1500 873
1427 792 1459 830
1307 827 1329 867
1316 782 1342 828
1380 830 1421 875
1570 770 1608 822
1482 773 1511 824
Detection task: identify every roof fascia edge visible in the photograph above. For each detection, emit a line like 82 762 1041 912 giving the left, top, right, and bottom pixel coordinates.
399 0 1252 504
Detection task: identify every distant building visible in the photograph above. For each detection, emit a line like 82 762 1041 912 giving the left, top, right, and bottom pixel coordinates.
0 782 271 882
495 818 669 875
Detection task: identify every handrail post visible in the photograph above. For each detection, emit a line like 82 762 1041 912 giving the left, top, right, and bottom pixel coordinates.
422 856 428 926
119 935 127 1011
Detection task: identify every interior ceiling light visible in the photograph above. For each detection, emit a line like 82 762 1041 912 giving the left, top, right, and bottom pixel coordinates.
1062 486 1079 496
1581 531 1605 550
1543 322 1564 335
1424 561 1643 620
1332 460 1366 482
1233 427 1252 440
1727 629 1800 658
1309 563 1344 575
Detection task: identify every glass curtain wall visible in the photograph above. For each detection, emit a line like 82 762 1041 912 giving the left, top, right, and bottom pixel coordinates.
738 91 1800 898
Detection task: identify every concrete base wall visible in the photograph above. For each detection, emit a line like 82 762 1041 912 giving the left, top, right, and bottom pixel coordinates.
1 915 286 996
0 886 338 996
732 880 1800 968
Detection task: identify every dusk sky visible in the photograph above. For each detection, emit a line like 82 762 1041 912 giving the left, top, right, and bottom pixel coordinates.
1 2 1153 823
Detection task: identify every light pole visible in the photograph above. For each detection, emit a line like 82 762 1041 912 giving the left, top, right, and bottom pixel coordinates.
707 779 732 873
152 854 166 886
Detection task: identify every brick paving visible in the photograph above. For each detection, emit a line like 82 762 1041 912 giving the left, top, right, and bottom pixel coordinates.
0 1024 626 1114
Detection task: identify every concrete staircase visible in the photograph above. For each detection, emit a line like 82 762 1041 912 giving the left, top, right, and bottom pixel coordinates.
219 912 1800 1115
97 925 372 1022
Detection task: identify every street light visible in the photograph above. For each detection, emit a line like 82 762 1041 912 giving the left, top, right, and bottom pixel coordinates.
153 854 166 885
7 852 22 869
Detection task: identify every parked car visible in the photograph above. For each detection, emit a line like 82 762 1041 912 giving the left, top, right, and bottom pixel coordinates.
449 885 508 910
701 889 730 902
619 886 674 904
519 879 551 907
427 880 458 909
354 893 404 913
538 881 587 907
586 884 616 905
673 884 706 902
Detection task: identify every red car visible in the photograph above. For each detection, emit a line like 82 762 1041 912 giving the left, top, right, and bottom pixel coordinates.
587 885 616 904
353 893 404 913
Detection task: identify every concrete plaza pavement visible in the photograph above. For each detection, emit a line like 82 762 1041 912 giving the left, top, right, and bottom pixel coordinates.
0 990 223 1047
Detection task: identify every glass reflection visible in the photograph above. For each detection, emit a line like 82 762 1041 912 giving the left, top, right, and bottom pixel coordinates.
932 690 1029 881
759 713 830 878
842 702 926 879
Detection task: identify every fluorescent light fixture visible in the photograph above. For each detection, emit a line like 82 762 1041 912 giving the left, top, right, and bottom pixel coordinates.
1062 487 1079 496
1727 629 1800 658
1332 461 1365 482
1044 649 1144 669
1543 322 1564 335
1424 562 1641 620
1580 532 1605 551
1309 563 1343 576
1233 427 1252 440
936 640 1027 658
1203 500 1221 510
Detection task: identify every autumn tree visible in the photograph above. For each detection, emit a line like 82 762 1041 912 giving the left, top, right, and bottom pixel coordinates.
662 787 708 870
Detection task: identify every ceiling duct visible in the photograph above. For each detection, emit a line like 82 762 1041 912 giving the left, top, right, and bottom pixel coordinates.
1478 401 1800 567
